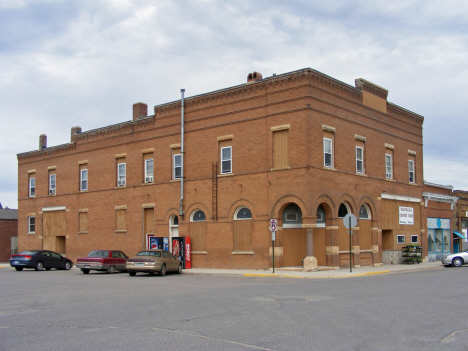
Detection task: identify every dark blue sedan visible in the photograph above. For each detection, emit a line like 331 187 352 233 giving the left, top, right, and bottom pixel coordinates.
10 250 73 271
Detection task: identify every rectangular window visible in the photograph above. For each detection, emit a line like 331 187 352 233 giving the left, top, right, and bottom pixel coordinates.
145 158 154 183
173 154 182 179
273 129 289 169
29 177 35 197
356 146 363 174
79 211 88 233
411 235 418 244
117 162 126 186
49 174 56 195
80 169 88 191
408 160 415 183
221 146 232 174
116 208 127 231
385 154 393 179
323 138 332 168
397 235 405 244
28 216 35 233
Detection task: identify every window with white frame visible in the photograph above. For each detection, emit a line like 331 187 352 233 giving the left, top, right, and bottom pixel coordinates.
411 235 418 244
117 163 126 186
80 169 88 191
408 160 415 183
323 138 332 168
28 216 35 233
145 158 154 183
397 235 405 244
173 154 181 179
49 174 56 195
29 177 35 197
221 146 232 174
385 154 393 179
356 146 363 174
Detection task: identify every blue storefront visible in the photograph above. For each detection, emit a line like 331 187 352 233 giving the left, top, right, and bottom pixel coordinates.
427 217 451 261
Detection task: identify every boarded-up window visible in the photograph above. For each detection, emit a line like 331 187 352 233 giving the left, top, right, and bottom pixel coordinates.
144 208 154 235
233 207 252 252
79 211 88 233
190 222 206 252
116 209 126 231
273 129 289 169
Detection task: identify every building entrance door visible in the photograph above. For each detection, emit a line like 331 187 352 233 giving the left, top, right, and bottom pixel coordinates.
43 210 66 252
282 228 307 267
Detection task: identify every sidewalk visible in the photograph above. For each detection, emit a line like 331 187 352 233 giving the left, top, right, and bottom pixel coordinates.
184 261 445 278
0 261 445 278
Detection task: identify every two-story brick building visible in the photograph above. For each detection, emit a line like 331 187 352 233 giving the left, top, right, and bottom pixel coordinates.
17 68 428 269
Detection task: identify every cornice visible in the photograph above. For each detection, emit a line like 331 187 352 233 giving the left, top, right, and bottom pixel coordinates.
355 78 388 100
17 143 76 161
387 103 424 124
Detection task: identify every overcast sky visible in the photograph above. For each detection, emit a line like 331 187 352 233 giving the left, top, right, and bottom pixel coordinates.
1 0 467 209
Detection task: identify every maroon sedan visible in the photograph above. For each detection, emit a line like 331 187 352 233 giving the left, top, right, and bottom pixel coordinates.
76 250 128 274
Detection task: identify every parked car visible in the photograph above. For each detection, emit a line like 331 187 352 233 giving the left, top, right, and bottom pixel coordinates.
76 250 129 274
10 250 73 271
441 250 468 267
126 249 182 276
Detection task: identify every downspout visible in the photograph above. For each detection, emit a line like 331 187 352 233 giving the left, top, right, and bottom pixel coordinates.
179 89 185 217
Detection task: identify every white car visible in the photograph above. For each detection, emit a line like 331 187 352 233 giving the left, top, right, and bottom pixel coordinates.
441 250 468 267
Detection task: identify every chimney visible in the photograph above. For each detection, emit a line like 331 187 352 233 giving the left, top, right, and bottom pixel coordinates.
133 102 148 121
39 134 47 150
71 126 82 142
247 72 263 84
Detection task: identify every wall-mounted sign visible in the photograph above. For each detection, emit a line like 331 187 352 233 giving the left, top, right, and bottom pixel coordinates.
399 206 414 225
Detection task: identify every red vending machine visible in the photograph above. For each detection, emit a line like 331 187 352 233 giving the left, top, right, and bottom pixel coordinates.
172 237 191 269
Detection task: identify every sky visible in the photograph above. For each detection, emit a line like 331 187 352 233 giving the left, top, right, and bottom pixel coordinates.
1 0 467 209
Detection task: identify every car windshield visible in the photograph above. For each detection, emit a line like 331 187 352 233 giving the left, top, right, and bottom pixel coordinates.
88 250 109 257
19 251 38 255
136 251 161 257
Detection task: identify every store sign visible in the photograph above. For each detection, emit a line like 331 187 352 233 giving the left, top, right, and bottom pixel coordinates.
399 206 414 225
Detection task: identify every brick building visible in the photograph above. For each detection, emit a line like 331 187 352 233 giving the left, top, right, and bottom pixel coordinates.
452 190 468 252
0 209 18 261
17 68 428 269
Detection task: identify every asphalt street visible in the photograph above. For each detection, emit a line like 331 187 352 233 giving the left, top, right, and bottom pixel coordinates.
1 266 467 351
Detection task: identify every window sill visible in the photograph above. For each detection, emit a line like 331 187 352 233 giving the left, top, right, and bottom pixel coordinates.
115 230 127 233
385 178 395 182
271 167 291 171
192 251 207 255
170 179 181 183
323 167 337 172
28 196 35 199
218 173 234 177
355 173 367 177
142 182 155 186
78 231 89 234
80 190 88 193
232 251 254 255
47 194 56 197
27 233 35 236
409 182 417 186
115 186 127 189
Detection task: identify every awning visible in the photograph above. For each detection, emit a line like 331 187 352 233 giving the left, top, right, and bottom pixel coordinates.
453 231 467 240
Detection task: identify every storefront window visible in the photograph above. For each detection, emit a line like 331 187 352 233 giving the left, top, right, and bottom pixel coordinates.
427 230 435 252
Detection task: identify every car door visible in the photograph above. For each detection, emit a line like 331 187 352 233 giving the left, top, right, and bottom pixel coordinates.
40 251 54 268
50 252 63 268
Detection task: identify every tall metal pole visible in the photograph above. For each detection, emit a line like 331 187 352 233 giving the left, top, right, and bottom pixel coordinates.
349 216 352 273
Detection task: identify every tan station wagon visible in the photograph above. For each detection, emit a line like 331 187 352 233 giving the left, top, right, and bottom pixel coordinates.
126 249 182 276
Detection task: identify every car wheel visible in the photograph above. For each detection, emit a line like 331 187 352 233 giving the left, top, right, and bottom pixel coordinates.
177 263 182 274
35 261 44 271
82 269 90 274
107 266 115 274
159 264 166 276
452 257 463 267
64 261 71 270
15 267 23 271
129 271 136 276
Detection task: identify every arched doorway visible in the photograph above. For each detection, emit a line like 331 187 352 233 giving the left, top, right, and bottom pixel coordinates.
282 203 306 267
358 203 373 266
169 215 179 252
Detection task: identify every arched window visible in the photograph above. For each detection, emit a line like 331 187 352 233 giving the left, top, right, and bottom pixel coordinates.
316 205 326 226
171 215 178 226
235 207 252 220
338 203 349 218
191 210 206 222
359 204 371 219
283 203 302 228
233 206 252 252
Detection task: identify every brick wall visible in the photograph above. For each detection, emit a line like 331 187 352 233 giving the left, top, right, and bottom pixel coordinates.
0 219 18 261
